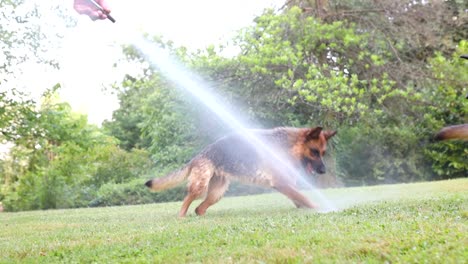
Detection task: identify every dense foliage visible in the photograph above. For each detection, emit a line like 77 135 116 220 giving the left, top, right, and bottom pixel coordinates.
1 0 466 211
0 89 154 211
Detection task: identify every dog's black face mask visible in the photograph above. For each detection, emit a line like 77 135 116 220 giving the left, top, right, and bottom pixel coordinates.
302 156 326 175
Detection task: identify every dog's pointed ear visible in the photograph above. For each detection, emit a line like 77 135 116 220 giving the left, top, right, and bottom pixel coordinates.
323 130 337 140
306 127 323 141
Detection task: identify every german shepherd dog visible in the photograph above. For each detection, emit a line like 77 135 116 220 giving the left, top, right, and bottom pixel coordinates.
145 127 337 217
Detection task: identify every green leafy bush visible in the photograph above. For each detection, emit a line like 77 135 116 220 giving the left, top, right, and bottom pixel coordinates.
336 126 433 186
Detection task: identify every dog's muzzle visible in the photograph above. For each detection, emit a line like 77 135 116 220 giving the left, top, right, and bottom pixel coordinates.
303 158 326 175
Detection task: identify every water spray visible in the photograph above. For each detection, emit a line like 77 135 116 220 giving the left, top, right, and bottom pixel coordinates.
94 10 338 212
131 37 338 212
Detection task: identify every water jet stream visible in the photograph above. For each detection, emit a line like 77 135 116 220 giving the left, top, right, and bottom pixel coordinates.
128 34 338 212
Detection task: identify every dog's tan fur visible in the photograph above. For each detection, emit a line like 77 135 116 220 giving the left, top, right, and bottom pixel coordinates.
145 127 336 217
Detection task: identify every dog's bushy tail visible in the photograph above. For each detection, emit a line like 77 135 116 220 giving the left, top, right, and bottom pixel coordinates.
435 124 468 141
145 165 191 191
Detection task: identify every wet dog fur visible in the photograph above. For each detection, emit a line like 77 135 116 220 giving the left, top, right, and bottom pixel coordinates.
145 126 337 217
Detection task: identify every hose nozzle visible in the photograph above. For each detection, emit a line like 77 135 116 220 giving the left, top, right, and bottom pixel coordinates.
88 0 115 23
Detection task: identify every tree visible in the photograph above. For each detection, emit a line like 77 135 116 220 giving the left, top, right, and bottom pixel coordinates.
0 88 38 144
182 6 466 183
103 75 153 151
0 88 151 211
1 0 74 84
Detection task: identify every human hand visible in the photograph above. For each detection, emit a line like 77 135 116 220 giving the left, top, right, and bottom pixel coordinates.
73 0 111 21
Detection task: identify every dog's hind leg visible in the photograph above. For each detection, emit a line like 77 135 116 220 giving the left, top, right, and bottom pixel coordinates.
179 193 198 218
178 159 214 217
274 184 318 209
195 176 230 216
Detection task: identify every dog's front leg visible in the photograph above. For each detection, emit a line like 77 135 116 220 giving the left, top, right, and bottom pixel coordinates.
274 184 318 209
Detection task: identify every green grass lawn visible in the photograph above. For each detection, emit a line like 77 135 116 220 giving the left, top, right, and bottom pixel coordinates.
1 179 467 263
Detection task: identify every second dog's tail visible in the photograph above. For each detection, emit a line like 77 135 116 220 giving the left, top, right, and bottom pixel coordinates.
145 165 191 191
434 124 468 141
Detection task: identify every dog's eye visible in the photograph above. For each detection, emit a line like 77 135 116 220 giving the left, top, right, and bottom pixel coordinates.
310 149 320 157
